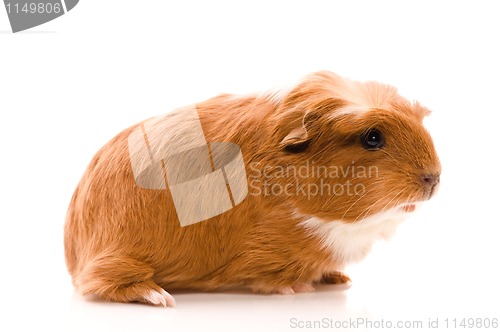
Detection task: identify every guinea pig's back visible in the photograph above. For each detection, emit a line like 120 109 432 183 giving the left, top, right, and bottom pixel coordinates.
64 126 162 275
63 121 255 287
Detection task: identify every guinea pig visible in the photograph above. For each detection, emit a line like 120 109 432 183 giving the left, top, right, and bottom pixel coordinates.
64 71 441 307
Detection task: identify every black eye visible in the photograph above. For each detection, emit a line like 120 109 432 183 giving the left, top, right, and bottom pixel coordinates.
361 129 384 150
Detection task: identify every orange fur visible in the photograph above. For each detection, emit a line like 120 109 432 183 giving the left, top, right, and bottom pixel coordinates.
64 71 441 306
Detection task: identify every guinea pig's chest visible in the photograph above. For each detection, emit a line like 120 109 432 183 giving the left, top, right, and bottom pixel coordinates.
300 207 410 266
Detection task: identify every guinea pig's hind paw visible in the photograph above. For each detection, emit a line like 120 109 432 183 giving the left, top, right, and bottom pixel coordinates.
251 284 315 295
275 287 295 295
143 288 176 307
292 283 316 293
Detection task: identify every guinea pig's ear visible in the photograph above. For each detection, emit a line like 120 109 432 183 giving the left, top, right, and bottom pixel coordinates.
280 111 319 153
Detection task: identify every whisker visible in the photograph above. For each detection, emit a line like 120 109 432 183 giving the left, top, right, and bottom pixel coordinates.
340 186 377 220
353 188 405 222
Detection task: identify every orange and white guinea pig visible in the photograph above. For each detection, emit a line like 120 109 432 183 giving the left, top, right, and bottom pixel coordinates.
64 71 441 307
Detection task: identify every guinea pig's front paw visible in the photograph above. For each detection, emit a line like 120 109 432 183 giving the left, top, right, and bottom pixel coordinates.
320 271 352 289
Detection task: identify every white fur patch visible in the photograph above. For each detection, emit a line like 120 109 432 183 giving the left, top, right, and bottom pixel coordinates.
262 72 401 116
300 203 421 266
261 82 299 105
328 105 373 119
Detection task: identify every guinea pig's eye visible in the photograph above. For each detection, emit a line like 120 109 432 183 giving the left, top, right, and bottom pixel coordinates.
361 129 384 150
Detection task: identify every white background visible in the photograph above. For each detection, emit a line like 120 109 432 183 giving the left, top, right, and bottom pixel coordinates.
1 1 499 331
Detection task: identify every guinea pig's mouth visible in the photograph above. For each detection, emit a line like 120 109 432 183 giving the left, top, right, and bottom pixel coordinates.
402 204 416 213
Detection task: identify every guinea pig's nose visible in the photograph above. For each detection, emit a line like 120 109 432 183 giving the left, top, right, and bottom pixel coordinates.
420 173 440 188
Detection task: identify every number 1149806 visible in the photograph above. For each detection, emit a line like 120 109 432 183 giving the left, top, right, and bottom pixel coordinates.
6 2 62 14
